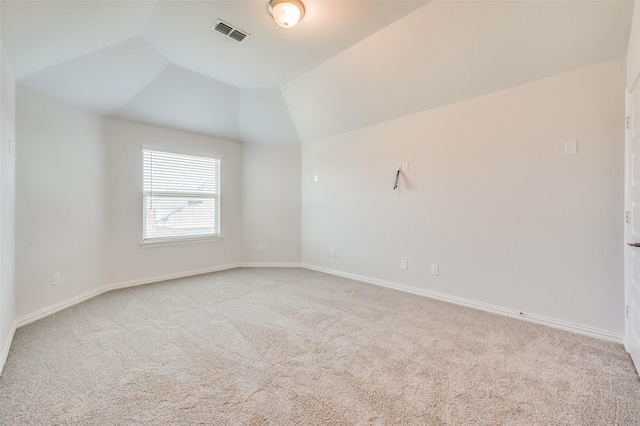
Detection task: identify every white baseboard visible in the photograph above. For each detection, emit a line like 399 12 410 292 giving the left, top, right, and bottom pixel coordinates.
301 264 624 344
16 262 301 327
17 285 110 328
107 263 241 292
16 263 241 328
14 262 624 344
240 262 302 268
0 320 17 377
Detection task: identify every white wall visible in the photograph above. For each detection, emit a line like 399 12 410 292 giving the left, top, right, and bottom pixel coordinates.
7 40 627 347
241 144 301 264
14 88 245 321
15 86 107 318
302 58 626 335
627 1 640 91
1 42 17 373
104 118 242 284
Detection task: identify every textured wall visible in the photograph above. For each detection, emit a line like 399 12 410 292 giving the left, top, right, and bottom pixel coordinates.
15 86 107 318
14 89 245 318
1 42 17 371
627 1 640 90
14 87 304 321
241 144 301 264
301 58 626 334
104 118 243 284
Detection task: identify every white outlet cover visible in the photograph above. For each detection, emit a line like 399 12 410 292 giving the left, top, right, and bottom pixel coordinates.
401 260 408 270
314 174 318 183
431 265 439 276
564 140 578 155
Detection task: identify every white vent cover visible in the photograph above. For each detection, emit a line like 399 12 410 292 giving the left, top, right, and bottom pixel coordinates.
212 20 250 43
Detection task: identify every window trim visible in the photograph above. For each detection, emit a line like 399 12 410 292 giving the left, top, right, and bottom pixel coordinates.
139 234 223 248
141 146 222 245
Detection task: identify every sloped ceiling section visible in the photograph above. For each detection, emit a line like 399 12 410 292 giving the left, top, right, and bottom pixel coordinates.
239 89 300 145
282 0 634 143
20 37 169 115
114 64 241 141
1 0 428 144
0 1 634 144
143 0 428 88
1 1 157 80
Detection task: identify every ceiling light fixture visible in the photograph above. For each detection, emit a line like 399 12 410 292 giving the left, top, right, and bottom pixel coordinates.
268 0 305 29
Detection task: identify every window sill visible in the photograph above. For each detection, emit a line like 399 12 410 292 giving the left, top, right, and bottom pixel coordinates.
140 235 223 248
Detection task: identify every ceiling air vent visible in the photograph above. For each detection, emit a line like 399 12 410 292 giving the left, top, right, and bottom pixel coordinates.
212 20 250 43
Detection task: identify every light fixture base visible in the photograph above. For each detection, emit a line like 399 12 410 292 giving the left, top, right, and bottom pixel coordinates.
268 0 305 29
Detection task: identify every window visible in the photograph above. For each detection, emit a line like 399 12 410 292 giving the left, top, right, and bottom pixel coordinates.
143 149 220 243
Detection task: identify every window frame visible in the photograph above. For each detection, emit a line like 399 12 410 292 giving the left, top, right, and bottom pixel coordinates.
140 146 222 247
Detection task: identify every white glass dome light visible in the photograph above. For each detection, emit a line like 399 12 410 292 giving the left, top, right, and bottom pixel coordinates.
269 0 305 29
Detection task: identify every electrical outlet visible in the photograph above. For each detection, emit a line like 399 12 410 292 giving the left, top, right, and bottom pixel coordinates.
330 249 336 258
258 244 264 252
431 265 439 276
401 163 409 173
400 260 408 270
51 273 61 286
314 174 318 183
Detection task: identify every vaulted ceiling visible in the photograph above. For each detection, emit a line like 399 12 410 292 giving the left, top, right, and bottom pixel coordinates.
1 1 634 144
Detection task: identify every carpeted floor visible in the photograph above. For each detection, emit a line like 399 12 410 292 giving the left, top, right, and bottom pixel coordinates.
0 267 639 425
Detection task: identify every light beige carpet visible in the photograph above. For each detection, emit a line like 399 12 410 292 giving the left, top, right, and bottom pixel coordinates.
0 267 639 425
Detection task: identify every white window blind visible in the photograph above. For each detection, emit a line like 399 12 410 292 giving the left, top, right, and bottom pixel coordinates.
143 149 220 242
